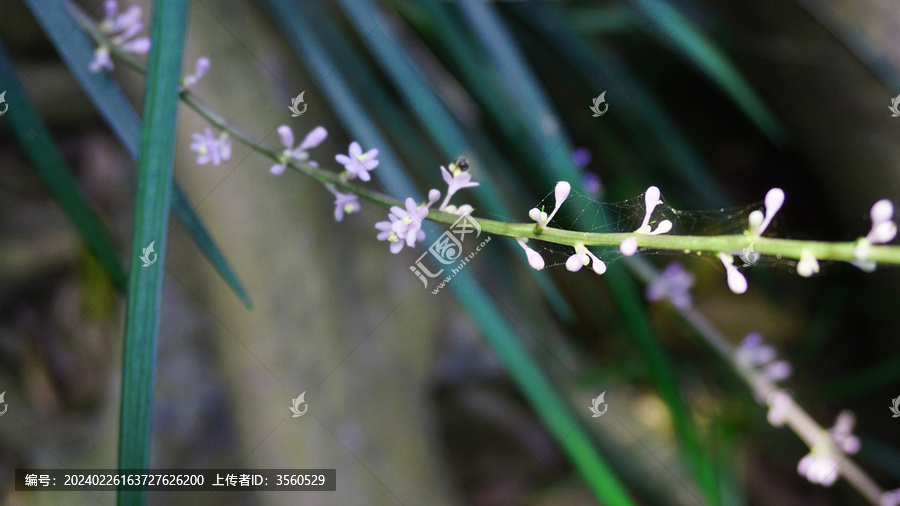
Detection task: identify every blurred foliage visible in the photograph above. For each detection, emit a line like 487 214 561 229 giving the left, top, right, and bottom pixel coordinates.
1 0 899 505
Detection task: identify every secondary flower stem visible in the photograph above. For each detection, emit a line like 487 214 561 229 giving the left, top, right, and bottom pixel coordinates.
629 258 885 504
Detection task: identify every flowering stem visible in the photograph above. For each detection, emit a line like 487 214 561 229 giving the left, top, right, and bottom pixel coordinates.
629 258 885 504
176 91 900 265
80 4 900 267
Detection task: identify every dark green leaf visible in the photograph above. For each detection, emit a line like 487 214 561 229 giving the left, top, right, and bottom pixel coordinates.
24 0 252 308
0 37 127 289
117 2 189 504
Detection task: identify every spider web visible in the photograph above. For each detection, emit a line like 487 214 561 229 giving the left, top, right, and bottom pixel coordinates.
486 187 783 271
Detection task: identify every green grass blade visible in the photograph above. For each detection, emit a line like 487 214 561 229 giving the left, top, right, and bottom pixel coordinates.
625 0 788 145
117 2 189 504
24 0 252 308
334 0 467 156
450 275 637 506
455 0 581 187
313 1 575 321
0 37 127 290
512 2 731 207
605 266 719 502
262 2 635 502
455 1 719 500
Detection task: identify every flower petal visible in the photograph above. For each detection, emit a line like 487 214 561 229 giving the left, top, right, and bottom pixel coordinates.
619 237 638 256
298 126 328 151
277 125 294 148
565 254 584 272
119 37 150 54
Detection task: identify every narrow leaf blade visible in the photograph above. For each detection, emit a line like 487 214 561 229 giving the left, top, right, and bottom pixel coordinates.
0 37 127 289
118 2 189 504
24 0 252 307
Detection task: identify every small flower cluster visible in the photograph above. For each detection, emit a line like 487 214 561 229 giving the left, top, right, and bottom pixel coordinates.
854 199 897 271
190 129 231 166
516 184 676 275
191 117 480 249
645 262 695 309
748 188 784 237
271 125 328 175
735 332 792 387
180 57 210 91
376 158 478 254
798 197 897 275
89 1 151 73
796 411 861 487
518 181 607 274
182 58 233 166
883 488 900 506
712 188 784 293
335 141 379 181
619 186 673 257
738 333 864 488
528 181 570 229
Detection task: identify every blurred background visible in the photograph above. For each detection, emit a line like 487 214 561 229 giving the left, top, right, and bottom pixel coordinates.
1 0 899 504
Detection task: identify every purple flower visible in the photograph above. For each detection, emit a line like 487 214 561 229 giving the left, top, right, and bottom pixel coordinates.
190 128 231 166
393 197 429 247
335 142 379 181
645 262 695 309
571 147 592 169
581 172 602 198
375 216 403 254
735 332 791 384
795 409 861 487
89 1 151 73
766 391 792 427
854 199 897 271
828 410 861 455
797 453 840 487
270 125 327 175
438 164 479 211
882 488 900 506
89 47 114 73
375 197 429 254
181 56 210 90
325 184 360 222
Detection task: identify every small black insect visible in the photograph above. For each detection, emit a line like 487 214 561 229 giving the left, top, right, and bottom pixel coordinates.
453 157 469 172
